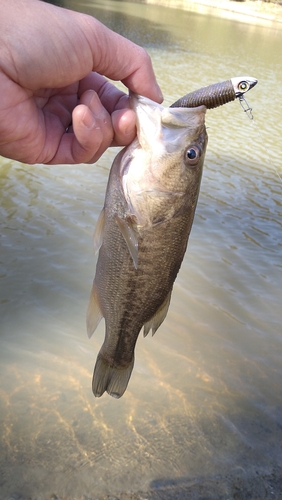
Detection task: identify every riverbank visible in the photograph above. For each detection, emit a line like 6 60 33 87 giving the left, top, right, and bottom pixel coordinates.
135 0 282 26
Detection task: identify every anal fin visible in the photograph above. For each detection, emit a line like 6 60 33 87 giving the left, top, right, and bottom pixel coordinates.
86 284 103 338
143 290 172 337
92 353 134 398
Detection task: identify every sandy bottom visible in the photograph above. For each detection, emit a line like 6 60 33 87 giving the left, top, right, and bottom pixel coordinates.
101 470 282 499
6 467 282 500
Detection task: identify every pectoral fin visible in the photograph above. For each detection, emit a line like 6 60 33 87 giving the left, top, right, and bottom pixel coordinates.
86 284 104 338
115 215 138 269
143 290 172 337
93 208 105 254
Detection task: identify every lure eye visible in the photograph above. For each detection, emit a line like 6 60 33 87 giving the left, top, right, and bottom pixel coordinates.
185 146 201 166
238 81 249 92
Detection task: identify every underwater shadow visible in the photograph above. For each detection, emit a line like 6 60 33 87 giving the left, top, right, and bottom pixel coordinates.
146 467 282 499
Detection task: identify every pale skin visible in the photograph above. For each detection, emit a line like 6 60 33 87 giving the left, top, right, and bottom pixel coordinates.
0 0 163 165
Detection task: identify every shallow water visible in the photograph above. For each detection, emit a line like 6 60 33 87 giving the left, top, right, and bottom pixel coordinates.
0 1 282 499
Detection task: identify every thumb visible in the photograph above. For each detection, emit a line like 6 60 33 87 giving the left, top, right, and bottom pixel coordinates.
74 14 163 103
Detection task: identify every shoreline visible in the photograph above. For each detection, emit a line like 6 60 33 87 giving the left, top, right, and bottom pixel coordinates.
137 0 282 27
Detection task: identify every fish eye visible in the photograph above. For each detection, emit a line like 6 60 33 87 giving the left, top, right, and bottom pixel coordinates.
185 146 201 166
238 81 249 92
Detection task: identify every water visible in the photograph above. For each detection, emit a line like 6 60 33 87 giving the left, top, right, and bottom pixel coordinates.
0 1 282 499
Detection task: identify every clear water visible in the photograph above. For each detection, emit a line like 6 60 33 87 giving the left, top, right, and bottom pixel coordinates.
0 1 281 498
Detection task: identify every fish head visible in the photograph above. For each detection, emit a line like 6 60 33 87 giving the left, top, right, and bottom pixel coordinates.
124 94 208 225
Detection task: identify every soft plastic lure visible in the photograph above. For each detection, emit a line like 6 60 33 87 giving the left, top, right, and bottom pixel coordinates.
171 76 257 119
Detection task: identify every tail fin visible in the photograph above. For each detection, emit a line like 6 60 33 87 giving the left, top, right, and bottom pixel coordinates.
92 353 134 398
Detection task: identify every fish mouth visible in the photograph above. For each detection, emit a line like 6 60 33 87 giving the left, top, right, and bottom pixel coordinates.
130 92 206 154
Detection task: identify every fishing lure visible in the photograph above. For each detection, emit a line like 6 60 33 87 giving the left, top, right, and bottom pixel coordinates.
170 76 257 119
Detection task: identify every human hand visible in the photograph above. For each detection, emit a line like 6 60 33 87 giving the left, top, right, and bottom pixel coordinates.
0 0 163 165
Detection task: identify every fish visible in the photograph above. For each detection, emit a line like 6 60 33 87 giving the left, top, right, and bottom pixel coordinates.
87 76 258 399
87 97 207 399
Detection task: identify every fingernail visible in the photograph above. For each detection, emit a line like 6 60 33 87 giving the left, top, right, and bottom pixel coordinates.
81 91 104 125
156 84 164 103
124 127 134 137
88 91 104 117
82 108 96 130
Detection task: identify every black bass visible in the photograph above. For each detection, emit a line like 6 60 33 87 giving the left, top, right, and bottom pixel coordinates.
87 97 207 399
87 77 257 399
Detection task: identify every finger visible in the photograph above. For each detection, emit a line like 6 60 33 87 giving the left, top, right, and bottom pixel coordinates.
78 73 131 115
7 2 163 103
47 90 114 164
6 1 162 103
84 19 163 103
111 108 136 147
71 90 114 163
